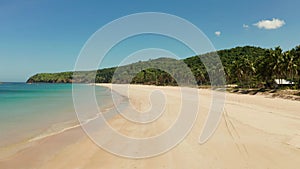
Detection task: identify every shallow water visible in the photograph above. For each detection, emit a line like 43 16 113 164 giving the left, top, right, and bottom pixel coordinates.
0 83 119 147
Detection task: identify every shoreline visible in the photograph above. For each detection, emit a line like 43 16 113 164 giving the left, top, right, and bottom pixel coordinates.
1 84 300 168
1 114 111 159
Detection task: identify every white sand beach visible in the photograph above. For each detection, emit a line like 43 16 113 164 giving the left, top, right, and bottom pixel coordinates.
1 84 300 169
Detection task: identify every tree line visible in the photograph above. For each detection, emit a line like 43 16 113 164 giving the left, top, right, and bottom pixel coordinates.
27 45 300 89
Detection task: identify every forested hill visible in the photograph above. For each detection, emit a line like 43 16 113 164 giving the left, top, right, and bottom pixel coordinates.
27 45 300 89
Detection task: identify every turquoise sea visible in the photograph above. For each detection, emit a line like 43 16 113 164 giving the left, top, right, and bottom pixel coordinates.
0 83 120 147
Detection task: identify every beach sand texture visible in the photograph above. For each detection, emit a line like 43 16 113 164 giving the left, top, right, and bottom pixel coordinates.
1 84 300 169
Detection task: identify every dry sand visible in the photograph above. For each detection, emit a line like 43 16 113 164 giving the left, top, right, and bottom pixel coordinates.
1 84 300 169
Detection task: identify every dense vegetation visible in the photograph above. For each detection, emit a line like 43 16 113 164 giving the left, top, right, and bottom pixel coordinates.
27 45 300 89
27 72 74 83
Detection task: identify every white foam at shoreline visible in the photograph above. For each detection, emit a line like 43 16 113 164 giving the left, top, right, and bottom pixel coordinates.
28 123 82 142
28 106 115 142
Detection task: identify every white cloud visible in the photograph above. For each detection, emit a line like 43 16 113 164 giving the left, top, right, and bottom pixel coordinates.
215 31 221 36
253 18 285 30
243 24 249 29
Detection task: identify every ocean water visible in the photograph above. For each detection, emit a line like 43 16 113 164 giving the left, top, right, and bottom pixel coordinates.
0 83 119 147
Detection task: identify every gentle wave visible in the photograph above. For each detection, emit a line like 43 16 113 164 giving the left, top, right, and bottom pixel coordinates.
28 122 81 142
28 107 115 142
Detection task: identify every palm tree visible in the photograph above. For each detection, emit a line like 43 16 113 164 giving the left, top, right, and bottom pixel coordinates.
290 46 300 88
256 49 276 88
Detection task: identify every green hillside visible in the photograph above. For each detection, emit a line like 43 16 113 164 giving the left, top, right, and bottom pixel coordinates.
27 45 300 89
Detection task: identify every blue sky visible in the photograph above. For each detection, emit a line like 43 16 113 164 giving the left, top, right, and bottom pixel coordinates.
1 0 300 82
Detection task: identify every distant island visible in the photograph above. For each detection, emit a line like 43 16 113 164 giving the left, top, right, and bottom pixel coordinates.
27 46 300 89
